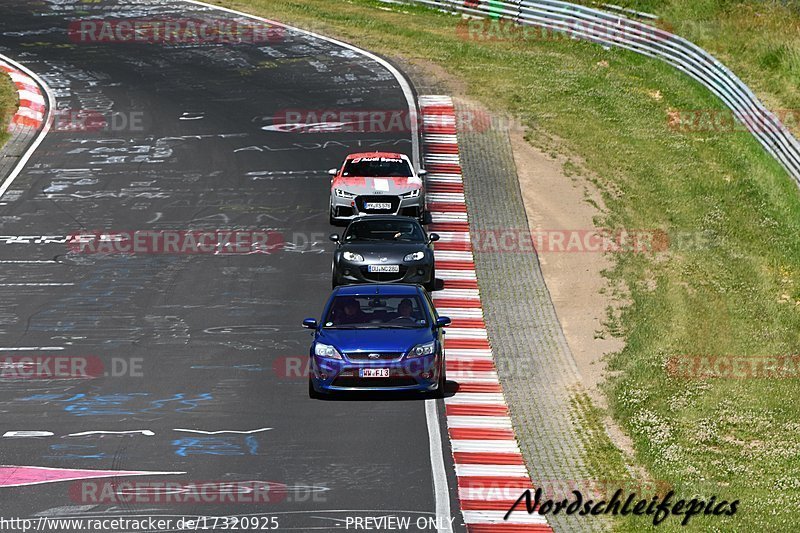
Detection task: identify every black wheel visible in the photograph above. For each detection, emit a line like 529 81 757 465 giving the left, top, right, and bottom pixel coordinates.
308 377 322 399
329 209 337 226
425 268 436 292
436 361 447 398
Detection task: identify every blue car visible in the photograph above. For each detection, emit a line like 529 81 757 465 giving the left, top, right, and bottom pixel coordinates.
303 283 450 397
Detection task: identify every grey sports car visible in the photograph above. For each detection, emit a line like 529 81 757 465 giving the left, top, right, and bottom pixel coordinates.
330 216 439 292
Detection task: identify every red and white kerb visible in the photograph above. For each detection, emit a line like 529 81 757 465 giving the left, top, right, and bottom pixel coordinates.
0 61 46 131
420 95 553 532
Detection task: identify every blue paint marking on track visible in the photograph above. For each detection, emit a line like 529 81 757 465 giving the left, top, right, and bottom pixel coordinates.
17 392 214 416
45 444 108 460
172 435 261 457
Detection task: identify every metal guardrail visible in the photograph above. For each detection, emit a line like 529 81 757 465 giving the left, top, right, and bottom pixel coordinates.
394 0 800 183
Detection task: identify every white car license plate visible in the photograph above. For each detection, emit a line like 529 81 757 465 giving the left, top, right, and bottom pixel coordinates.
364 202 392 210
368 265 400 273
360 368 390 378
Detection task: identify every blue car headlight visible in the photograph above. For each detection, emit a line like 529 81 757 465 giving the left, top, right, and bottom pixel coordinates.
314 343 343 360
408 341 435 358
404 251 425 262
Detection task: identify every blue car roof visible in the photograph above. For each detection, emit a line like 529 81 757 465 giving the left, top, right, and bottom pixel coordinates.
333 283 422 297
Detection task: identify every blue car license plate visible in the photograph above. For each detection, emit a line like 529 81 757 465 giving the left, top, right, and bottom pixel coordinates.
360 368 390 378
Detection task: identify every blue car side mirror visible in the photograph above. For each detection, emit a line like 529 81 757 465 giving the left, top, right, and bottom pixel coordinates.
302 318 318 329
435 317 451 328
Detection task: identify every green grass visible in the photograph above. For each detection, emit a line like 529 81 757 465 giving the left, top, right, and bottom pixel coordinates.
577 0 800 133
0 69 16 148
206 1 800 529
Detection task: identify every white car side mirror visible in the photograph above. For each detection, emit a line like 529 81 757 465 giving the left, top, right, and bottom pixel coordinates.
328 168 338 176
418 169 428 176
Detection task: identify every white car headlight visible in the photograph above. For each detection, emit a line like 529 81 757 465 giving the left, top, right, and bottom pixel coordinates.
314 343 342 360
335 188 355 199
409 341 435 358
402 189 421 198
343 251 364 262
404 251 425 261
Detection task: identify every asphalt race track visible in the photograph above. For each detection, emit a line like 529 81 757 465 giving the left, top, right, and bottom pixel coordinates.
0 1 462 530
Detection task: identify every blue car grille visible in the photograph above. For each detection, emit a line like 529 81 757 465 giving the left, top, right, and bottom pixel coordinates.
345 352 404 361
332 376 418 388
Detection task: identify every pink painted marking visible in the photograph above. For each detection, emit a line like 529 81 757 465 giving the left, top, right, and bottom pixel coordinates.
0 465 183 488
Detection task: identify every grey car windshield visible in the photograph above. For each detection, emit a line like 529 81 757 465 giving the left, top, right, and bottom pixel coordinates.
344 219 426 243
324 296 428 328
342 157 412 177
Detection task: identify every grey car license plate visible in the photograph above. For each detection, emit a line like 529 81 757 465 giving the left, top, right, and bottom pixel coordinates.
364 202 392 210
368 265 400 273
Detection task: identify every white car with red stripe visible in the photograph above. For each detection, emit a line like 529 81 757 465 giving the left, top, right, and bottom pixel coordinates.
328 151 427 225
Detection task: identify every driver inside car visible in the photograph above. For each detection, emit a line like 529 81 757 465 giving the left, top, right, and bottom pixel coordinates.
390 298 416 322
335 298 368 325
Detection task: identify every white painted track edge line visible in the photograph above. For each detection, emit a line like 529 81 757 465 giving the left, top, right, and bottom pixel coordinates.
426 399 455 533
0 54 54 200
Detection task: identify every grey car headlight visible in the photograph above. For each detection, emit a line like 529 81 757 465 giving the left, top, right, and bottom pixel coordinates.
401 189 421 198
343 251 364 262
403 251 425 261
334 188 356 199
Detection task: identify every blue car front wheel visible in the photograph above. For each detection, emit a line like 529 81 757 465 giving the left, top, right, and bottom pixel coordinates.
435 360 447 398
308 377 323 399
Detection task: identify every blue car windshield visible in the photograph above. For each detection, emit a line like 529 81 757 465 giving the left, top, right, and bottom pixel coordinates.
324 295 428 328
344 219 425 243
